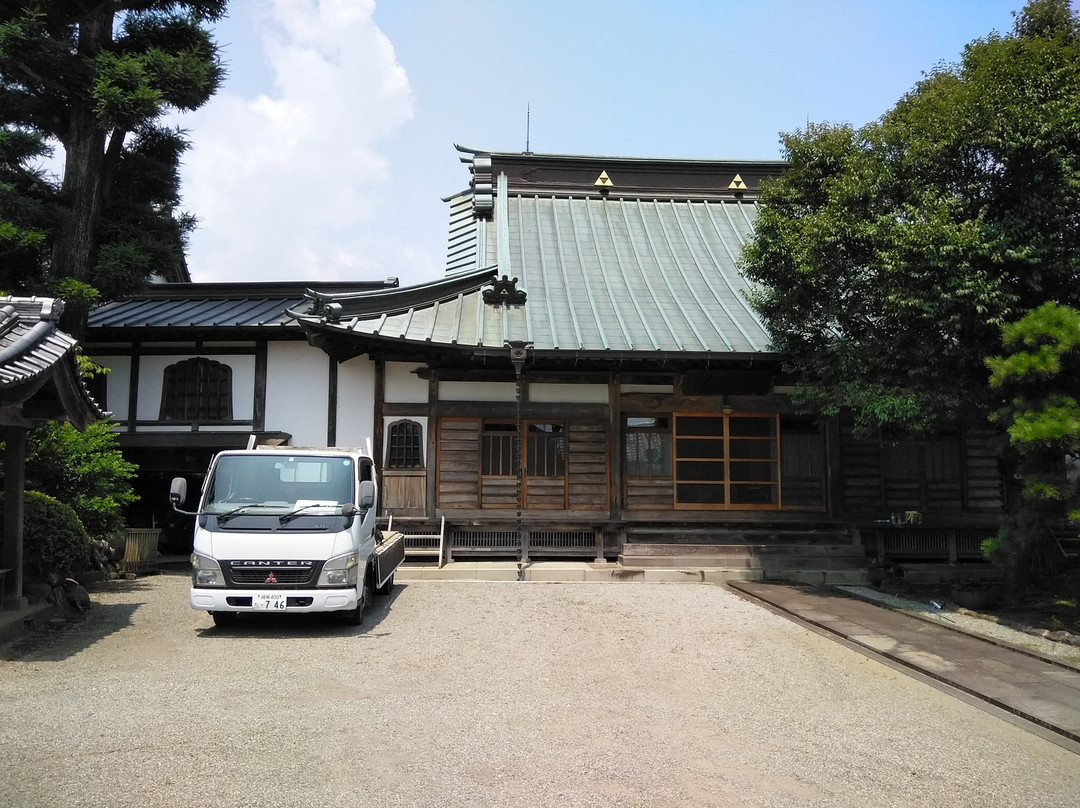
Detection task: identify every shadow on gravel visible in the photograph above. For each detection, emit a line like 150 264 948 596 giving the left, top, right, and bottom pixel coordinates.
191 584 406 640
1 601 142 662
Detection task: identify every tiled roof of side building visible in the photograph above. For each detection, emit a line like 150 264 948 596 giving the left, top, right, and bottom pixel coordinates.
0 297 106 428
88 280 398 330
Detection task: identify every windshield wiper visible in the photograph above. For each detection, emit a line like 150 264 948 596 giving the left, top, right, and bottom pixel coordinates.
279 502 358 525
278 503 334 524
215 504 272 524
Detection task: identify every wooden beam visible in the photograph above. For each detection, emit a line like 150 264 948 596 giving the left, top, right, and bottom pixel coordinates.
373 357 385 468
2 426 27 609
327 355 338 446
253 341 267 431
426 370 438 516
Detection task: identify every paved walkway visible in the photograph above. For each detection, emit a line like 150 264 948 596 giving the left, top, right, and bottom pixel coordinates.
728 580 1080 753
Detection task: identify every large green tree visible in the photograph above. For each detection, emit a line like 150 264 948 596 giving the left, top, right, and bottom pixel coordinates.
0 1 226 328
741 0 1080 435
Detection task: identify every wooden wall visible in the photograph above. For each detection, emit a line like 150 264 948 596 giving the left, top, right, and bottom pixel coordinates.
839 420 1004 522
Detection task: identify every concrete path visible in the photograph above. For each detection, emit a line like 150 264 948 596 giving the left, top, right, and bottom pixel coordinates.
728 580 1080 753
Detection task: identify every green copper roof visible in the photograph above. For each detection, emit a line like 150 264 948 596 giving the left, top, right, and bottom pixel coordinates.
293 149 780 361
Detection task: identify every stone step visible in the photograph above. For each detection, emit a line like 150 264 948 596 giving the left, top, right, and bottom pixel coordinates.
620 542 867 570
621 543 863 557
625 528 853 545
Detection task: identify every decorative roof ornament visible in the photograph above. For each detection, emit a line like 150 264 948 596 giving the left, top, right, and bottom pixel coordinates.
483 275 527 306
471 154 494 219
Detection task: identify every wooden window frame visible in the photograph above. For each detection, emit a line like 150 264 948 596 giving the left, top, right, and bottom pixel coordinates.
159 357 233 423
673 412 781 511
386 419 425 469
624 416 672 479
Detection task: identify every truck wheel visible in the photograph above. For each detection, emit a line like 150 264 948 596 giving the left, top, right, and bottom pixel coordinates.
341 576 370 626
211 611 237 627
375 572 394 596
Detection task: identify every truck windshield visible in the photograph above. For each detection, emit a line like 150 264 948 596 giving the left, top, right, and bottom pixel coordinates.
203 454 355 514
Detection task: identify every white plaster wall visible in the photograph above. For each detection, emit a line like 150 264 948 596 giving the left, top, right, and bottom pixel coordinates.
440 381 517 402
529 383 608 403
265 343 329 445
90 355 131 420
136 354 255 420
385 361 428 403
336 355 377 449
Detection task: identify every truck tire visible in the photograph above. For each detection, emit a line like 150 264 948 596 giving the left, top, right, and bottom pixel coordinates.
211 611 237 627
375 572 394 596
341 574 371 626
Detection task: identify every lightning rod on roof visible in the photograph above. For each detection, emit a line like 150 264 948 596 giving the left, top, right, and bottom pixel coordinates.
524 103 532 155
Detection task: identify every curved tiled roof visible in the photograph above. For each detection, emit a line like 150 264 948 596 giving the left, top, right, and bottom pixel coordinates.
293 149 779 363
0 297 105 428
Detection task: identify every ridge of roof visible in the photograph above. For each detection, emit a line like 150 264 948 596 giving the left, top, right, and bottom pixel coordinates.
115 279 399 300
292 266 498 322
454 143 788 168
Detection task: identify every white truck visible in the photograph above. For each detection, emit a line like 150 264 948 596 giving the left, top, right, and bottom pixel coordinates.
169 445 404 627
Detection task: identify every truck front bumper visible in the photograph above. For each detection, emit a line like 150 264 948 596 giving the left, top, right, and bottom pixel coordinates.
190 587 358 614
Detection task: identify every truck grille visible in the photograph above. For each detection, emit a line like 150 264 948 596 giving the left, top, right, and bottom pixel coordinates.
226 562 318 587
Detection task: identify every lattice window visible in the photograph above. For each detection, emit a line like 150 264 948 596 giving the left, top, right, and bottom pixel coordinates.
160 358 232 422
387 419 424 469
673 413 780 510
526 423 565 477
625 416 672 477
482 422 518 476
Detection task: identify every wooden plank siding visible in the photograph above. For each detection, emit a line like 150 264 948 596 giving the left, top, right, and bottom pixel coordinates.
437 418 481 509
436 417 609 512
839 419 1004 522
965 428 1008 516
433 411 1003 531
382 471 426 512
567 422 608 511
779 421 828 511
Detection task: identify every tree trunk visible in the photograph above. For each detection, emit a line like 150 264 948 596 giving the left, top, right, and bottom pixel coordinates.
51 7 114 285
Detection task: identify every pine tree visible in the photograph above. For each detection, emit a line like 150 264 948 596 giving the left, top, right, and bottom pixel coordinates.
0 2 226 329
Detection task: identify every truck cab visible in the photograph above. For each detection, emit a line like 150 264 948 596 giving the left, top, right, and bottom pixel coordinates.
170 446 404 627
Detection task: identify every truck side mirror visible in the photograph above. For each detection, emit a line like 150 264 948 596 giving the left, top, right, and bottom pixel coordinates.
358 480 376 510
170 477 188 508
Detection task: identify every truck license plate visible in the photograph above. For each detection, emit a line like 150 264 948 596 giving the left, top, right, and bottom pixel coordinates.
252 594 287 610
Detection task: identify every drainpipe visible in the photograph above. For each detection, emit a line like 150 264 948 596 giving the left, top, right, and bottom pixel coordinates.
507 341 531 565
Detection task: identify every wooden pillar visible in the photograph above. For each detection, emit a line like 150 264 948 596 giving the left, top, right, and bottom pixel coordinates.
425 369 438 516
605 374 622 561
2 426 27 610
326 356 339 447
126 351 140 432
372 357 385 468
253 341 268 432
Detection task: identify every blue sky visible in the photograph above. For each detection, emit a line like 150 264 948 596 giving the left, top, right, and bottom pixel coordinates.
175 0 1027 287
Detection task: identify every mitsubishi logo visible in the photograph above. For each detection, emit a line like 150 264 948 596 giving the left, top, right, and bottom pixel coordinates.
265 572 278 584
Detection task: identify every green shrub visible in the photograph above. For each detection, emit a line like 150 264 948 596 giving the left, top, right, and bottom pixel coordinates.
0 491 94 579
20 420 138 541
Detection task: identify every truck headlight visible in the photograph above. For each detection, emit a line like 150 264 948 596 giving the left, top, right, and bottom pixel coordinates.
318 552 358 587
191 553 224 587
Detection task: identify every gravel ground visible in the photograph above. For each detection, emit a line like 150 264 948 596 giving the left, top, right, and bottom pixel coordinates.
1 573 1079 808
838 585 1080 667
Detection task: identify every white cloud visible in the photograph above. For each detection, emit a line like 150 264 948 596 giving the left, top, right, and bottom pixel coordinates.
178 0 414 282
